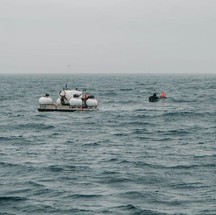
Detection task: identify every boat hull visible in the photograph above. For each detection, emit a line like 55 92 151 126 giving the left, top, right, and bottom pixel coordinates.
38 104 98 112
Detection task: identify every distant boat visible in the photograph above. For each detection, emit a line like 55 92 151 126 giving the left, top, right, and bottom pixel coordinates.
38 86 98 112
149 92 167 102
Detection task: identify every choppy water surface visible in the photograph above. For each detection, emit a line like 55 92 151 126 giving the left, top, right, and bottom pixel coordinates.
0 74 216 215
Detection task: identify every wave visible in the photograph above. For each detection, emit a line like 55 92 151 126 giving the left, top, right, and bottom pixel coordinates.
126 120 152 126
100 92 118 96
104 176 133 184
0 213 16 215
0 196 27 203
166 163 216 169
169 97 197 103
0 161 22 168
66 193 103 199
119 88 134 91
17 123 55 130
162 111 194 118
113 204 168 215
46 164 76 173
171 182 207 190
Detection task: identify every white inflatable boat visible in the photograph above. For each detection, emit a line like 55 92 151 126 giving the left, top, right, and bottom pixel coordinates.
38 86 98 112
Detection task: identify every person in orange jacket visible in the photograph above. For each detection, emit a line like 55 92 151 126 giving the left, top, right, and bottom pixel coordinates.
160 91 167 99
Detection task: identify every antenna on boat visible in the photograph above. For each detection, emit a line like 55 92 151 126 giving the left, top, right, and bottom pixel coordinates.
63 84 68 90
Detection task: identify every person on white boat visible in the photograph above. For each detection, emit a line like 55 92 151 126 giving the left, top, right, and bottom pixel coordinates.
60 94 68 105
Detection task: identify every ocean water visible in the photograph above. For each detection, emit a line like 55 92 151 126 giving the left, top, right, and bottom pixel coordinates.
0 73 216 215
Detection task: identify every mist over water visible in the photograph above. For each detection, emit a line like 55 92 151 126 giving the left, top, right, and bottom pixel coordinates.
0 74 216 215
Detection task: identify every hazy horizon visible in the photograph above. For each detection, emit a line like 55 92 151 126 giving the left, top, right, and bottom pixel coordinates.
1 0 216 74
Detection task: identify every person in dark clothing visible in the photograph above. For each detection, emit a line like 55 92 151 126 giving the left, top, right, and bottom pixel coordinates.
149 93 159 102
60 95 68 105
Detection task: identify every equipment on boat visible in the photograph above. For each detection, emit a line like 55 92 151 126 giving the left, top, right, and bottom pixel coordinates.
39 93 53 105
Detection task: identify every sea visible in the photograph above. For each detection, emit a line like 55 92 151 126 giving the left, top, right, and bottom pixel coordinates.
0 73 216 215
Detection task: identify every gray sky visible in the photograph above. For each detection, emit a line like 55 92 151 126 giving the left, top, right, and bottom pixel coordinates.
1 0 216 74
